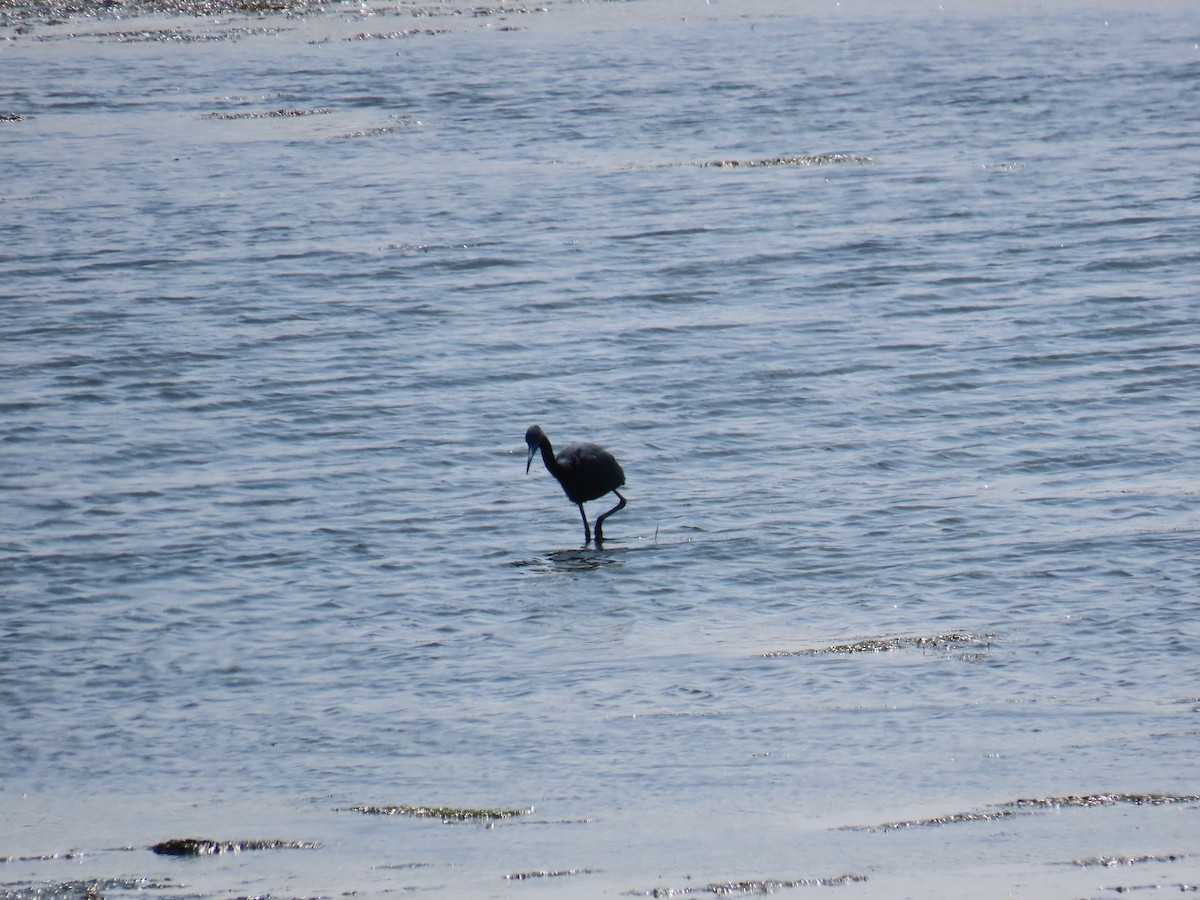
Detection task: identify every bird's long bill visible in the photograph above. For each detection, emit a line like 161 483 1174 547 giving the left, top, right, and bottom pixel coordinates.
525 444 537 474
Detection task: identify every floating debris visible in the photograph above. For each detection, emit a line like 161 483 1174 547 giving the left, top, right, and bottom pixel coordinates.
764 633 992 658
205 107 334 119
150 837 319 856
696 154 873 169
637 874 868 896
348 804 531 823
0 113 26 122
506 867 598 880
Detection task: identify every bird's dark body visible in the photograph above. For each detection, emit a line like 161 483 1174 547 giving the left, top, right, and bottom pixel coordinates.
524 424 627 545
553 442 625 504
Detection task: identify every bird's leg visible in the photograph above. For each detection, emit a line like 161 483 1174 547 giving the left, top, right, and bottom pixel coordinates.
594 491 626 545
578 503 592 545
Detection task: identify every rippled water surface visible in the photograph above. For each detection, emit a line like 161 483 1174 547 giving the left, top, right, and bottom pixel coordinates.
2 0 1199 896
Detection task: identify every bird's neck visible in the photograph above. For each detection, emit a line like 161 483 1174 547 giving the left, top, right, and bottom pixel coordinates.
538 439 566 479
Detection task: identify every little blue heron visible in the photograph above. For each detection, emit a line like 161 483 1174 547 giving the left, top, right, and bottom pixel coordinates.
525 424 627 545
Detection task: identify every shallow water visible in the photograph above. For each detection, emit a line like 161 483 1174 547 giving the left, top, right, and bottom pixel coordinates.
2 0 1200 896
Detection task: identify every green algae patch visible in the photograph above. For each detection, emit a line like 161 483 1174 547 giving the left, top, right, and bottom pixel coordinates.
349 804 532 823
764 632 993 658
150 838 319 855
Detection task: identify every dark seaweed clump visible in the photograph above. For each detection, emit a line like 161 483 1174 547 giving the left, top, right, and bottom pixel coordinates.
1009 793 1200 808
841 808 1020 833
1069 853 1190 867
2 850 84 862
505 867 598 880
764 632 992 658
0 0 317 28
204 107 334 119
841 792 1200 832
348 803 531 823
150 837 319 855
697 154 873 168
0 878 176 899
347 27 448 39
639 874 869 896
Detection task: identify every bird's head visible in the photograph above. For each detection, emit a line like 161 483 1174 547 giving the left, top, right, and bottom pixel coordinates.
524 424 545 474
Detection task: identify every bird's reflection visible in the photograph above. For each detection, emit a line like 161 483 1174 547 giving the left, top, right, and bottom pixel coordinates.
547 546 624 571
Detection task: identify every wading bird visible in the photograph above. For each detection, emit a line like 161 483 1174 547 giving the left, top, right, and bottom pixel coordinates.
525 424 627 545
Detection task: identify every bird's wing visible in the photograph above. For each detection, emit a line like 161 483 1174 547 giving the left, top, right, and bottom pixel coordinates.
560 442 626 493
